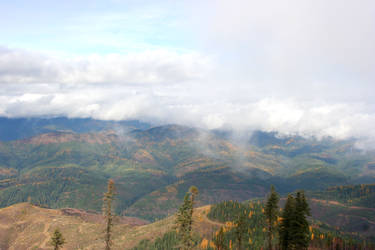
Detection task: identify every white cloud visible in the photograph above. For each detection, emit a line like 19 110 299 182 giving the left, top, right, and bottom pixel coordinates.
188 0 375 92
0 1 375 148
0 47 212 85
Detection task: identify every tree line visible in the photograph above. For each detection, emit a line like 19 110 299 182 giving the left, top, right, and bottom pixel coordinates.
312 183 375 208
49 181 374 250
204 186 311 250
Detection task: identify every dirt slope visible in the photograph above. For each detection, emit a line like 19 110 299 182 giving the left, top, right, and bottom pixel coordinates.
0 203 218 250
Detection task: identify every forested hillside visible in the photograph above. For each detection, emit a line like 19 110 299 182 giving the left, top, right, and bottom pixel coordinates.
0 117 374 220
311 183 375 208
2 193 374 249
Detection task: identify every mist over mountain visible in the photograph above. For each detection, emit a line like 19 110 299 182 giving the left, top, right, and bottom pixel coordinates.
1 1 375 248
1 1 375 149
0 116 151 141
0 116 374 220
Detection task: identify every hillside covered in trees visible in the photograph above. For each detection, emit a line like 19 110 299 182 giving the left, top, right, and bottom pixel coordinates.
0 117 375 221
311 183 375 208
1 185 374 249
0 118 374 248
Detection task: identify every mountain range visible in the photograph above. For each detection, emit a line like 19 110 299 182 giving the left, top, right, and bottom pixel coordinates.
0 117 374 220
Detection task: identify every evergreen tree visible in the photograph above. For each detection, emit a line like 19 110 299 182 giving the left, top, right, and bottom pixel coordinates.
292 191 311 250
265 185 279 250
234 214 247 250
213 227 227 250
279 191 311 250
50 228 65 250
187 185 198 240
103 179 116 250
279 194 296 250
176 193 192 249
175 186 199 249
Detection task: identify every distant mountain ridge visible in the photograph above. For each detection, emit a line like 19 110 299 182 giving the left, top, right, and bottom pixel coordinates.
0 117 374 220
0 116 151 141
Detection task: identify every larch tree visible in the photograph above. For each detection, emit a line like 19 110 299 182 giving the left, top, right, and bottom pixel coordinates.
50 228 65 250
265 185 279 250
103 179 116 250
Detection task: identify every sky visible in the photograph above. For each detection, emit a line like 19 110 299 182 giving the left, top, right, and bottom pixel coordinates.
1 0 375 147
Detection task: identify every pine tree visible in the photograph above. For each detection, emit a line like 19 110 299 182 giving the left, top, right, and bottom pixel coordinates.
279 194 296 250
292 191 311 250
265 185 279 250
103 179 116 250
234 213 247 250
50 228 65 250
176 193 192 249
187 185 198 240
279 191 311 250
175 186 199 249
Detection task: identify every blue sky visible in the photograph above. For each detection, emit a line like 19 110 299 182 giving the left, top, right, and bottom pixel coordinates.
1 0 375 148
0 0 192 54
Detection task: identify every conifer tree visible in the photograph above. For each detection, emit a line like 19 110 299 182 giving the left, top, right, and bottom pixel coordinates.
103 179 116 250
234 214 247 250
175 186 199 249
213 227 227 250
187 186 198 237
279 194 296 250
265 185 279 250
292 191 311 250
50 228 65 250
279 191 311 250
176 193 192 249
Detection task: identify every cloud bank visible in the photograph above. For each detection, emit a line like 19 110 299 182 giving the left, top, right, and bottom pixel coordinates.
0 47 211 85
0 0 375 148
